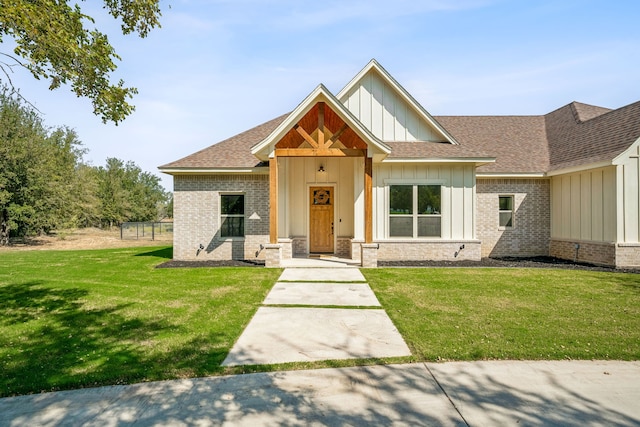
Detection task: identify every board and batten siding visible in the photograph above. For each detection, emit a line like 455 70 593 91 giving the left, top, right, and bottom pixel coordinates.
618 141 640 243
341 70 442 142
373 163 476 240
279 157 356 239
550 167 616 242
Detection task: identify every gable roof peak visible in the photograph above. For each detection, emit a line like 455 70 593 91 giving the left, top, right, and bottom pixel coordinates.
338 59 459 145
250 80 390 160
569 101 612 123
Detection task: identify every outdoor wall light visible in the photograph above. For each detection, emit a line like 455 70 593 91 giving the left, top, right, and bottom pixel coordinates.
318 165 325 173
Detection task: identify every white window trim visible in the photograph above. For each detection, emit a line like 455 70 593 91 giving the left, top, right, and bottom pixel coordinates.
498 194 515 230
219 192 245 240
387 183 443 239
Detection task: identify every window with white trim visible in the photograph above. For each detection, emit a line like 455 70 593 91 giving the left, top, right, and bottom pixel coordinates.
220 194 244 237
389 185 441 238
499 195 514 228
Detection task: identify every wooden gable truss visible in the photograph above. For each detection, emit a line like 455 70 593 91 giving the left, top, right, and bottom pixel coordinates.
274 102 369 157
270 102 373 244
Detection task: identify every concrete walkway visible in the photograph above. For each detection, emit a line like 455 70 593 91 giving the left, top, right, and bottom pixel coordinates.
2 361 639 426
3 265 640 425
222 267 411 366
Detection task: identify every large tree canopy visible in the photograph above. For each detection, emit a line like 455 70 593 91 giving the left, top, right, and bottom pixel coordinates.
0 0 161 124
0 88 170 245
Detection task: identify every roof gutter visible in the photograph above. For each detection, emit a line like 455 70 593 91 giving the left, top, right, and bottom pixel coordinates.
477 172 547 178
383 157 496 166
158 167 269 175
545 161 612 177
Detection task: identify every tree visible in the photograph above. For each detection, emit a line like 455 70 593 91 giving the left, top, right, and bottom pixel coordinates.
0 0 162 124
96 157 168 228
0 87 84 244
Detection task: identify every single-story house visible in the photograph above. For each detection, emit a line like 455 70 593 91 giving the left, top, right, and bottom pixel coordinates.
159 59 640 268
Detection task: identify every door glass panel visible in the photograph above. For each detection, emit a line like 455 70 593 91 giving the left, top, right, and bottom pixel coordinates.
313 189 331 205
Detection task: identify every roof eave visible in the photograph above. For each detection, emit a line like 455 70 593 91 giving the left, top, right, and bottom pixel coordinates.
383 157 496 166
546 161 613 176
477 172 547 178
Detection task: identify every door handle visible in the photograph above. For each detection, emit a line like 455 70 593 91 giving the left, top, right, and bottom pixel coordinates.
331 222 334 235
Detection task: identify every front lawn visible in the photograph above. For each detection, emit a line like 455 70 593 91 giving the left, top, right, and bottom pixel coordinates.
0 247 281 397
2 248 639 398
363 268 640 361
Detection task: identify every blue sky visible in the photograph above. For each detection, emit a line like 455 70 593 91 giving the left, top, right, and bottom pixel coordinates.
5 0 640 190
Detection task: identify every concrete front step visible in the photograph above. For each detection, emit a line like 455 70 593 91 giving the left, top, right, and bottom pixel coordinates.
277 267 366 282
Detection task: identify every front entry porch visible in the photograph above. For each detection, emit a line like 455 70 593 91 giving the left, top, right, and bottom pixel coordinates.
260 99 380 268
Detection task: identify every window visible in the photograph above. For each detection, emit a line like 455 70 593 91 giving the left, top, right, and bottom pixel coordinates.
390 185 441 238
499 195 514 228
220 194 244 237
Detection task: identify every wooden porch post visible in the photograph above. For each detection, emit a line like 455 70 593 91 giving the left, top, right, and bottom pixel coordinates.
269 156 278 244
364 156 373 243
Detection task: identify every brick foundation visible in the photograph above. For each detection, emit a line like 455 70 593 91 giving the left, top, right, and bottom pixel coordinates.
279 238 293 259
336 237 352 258
376 240 481 261
616 244 640 268
264 244 282 268
361 243 379 268
549 239 615 267
351 240 363 263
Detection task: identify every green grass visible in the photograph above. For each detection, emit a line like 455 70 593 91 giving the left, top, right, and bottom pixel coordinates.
0 247 281 397
363 268 640 362
2 250 640 397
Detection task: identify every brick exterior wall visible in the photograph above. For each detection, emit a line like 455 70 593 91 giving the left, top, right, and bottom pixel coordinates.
549 239 615 267
550 240 640 268
477 179 550 258
376 240 481 261
173 175 270 261
291 237 351 258
336 237 352 258
617 244 640 268
292 237 307 256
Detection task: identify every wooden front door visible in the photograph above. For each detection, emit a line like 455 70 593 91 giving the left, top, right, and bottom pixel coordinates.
309 187 334 253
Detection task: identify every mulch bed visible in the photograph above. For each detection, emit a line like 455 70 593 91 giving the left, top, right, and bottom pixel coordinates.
156 256 639 273
156 259 265 268
379 256 640 274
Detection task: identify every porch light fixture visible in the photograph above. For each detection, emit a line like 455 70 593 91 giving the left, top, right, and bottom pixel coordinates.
318 165 325 173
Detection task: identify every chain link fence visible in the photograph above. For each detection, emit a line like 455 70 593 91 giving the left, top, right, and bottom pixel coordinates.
120 222 173 241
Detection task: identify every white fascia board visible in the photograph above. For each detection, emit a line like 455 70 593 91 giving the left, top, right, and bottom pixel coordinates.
336 59 460 145
476 172 547 178
383 157 496 165
546 161 613 176
158 167 269 175
251 84 390 160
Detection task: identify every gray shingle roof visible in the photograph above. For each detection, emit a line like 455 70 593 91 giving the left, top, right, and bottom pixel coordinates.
159 114 287 169
160 101 640 175
546 101 640 171
434 116 549 174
